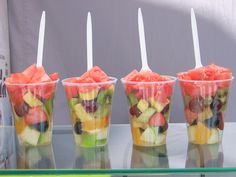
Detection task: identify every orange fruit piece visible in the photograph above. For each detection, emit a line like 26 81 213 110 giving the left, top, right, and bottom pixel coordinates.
82 117 109 131
15 119 26 134
131 127 141 145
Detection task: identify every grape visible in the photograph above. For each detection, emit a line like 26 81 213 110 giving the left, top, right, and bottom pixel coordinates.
14 102 29 117
158 123 168 133
74 121 83 135
31 121 49 132
210 98 223 113
129 105 141 117
82 100 97 113
204 116 219 128
161 104 170 115
189 97 204 113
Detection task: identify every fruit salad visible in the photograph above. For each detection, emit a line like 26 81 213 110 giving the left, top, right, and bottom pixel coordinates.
121 70 176 147
5 64 59 146
178 64 233 145
62 66 117 147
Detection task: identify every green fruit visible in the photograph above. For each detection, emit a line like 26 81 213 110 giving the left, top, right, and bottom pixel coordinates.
44 98 53 118
137 108 156 123
204 96 213 106
79 89 98 101
38 132 50 145
68 97 80 108
137 99 149 112
140 127 156 144
74 104 94 122
97 89 113 105
149 97 168 113
23 91 42 107
20 126 40 146
94 104 111 119
96 128 108 140
80 133 97 147
217 88 229 97
127 93 138 107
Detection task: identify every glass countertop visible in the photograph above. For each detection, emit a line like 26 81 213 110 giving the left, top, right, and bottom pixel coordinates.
0 123 236 175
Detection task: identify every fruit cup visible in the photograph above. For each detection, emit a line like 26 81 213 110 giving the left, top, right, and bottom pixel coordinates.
121 76 176 147
179 78 233 145
5 80 58 146
62 77 117 148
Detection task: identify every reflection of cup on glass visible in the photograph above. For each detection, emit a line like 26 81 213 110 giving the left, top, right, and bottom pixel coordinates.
74 145 110 169
17 144 55 169
131 145 169 168
185 143 223 168
0 126 16 169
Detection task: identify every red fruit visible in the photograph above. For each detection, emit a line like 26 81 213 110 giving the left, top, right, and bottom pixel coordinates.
189 97 204 113
123 70 139 81
30 67 51 83
148 113 166 127
49 72 59 81
25 107 47 125
129 105 141 117
184 108 198 125
6 73 30 84
81 66 109 82
22 64 37 80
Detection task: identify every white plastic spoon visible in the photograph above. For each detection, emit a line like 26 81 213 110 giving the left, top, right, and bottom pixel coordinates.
191 8 203 68
36 11 46 68
138 8 151 71
87 12 93 71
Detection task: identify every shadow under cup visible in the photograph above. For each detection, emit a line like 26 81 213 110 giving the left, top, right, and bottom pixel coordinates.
62 77 117 148
121 76 176 147
5 80 58 146
179 78 233 145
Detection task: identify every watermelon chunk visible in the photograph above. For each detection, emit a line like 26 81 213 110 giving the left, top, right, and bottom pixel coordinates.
49 72 59 81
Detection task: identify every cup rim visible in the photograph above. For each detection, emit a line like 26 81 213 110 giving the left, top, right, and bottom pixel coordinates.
61 76 117 86
5 79 59 86
121 75 177 85
178 76 234 83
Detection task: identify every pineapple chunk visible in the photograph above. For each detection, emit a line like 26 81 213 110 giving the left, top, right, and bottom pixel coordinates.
195 122 211 144
149 97 169 112
188 125 196 143
79 89 98 101
208 128 219 144
137 99 149 112
20 126 40 146
74 104 93 122
23 91 42 107
198 107 213 121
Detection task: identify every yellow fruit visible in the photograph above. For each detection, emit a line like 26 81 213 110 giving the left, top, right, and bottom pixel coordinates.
195 122 211 144
82 116 109 131
79 89 98 101
131 127 141 145
188 125 196 143
15 119 26 134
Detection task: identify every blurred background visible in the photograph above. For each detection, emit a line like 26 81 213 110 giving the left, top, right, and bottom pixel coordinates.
6 0 236 125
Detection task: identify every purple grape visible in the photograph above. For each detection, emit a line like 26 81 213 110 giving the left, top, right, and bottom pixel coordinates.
14 102 29 117
82 100 98 113
129 105 141 117
161 104 170 115
31 121 49 133
189 97 204 113
74 121 83 135
210 98 223 113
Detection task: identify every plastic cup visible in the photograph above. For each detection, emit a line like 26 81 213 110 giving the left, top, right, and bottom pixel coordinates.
5 80 58 146
179 78 233 145
121 76 176 147
62 77 117 147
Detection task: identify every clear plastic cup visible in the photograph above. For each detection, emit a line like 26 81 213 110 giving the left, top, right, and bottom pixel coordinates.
5 80 58 146
179 78 233 145
121 76 176 147
62 77 117 147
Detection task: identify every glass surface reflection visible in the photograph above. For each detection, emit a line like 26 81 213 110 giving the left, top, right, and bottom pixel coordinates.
0 126 16 169
17 144 55 169
73 145 111 169
185 143 223 168
131 145 169 168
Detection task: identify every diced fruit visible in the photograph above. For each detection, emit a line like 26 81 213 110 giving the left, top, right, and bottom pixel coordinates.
79 89 98 101
127 93 138 106
68 98 80 108
140 127 156 144
211 98 223 113
161 104 170 115
94 104 111 119
96 128 108 140
131 127 141 145
195 122 211 144
218 112 224 130
203 96 213 106
131 118 147 129
80 133 97 147
15 118 26 134
207 129 219 144
74 121 83 134
204 115 219 128
65 85 78 98
22 64 37 79
82 117 109 132
129 105 141 117
183 95 191 107
97 88 113 105
217 88 228 97
198 107 213 121
137 99 149 112
137 108 156 123
20 126 40 146
184 108 198 125
38 131 51 145
148 113 166 127
189 97 204 113
44 98 53 118
31 121 49 133
23 92 43 107
149 97 169 113
25 107 47 125
188 125 196 143
49 72 59 81
14 102 29 117
74 104 93 122
81 66 109 82
158 123 168 133
82 100 97 113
